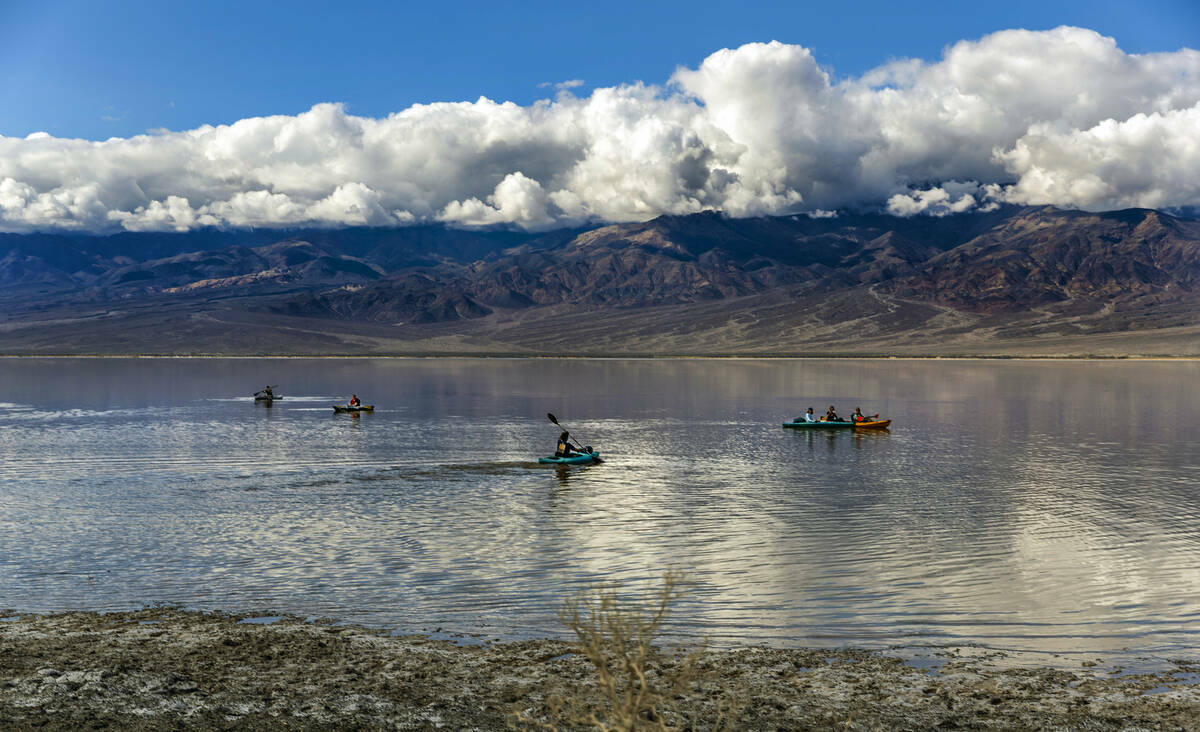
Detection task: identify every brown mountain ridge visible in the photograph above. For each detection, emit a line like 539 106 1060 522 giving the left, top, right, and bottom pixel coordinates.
1 206 1197 356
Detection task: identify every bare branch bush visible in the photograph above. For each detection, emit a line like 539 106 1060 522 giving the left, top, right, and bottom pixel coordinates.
510 571 741 731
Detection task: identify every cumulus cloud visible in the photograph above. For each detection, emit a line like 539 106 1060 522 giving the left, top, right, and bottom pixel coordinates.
1 27 1198 233
992 105 1200 210
108 195 203 232
439 172 556 228
887 181 1001 217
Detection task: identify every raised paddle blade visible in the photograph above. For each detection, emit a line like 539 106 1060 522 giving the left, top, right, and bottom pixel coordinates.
547 412 560 425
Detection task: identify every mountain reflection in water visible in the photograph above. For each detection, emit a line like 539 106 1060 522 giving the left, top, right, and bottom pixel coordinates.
0 357 1197 666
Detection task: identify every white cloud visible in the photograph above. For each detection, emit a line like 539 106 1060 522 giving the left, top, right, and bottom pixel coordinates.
1 27 1198 233
199 190 308 227
0 177 110 231
992 104 1200 210
439 172 556 229
307 182 393 227
886 181 999 217
540 79 585 91
107 195 199 232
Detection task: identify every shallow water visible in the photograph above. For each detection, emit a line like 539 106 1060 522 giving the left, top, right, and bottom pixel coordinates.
1 357 1197 665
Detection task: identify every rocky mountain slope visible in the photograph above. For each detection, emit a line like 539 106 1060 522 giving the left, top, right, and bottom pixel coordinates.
888 209 1200 313
1 207 1197 355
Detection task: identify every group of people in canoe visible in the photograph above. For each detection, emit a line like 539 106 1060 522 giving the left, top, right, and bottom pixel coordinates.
800 405 880 424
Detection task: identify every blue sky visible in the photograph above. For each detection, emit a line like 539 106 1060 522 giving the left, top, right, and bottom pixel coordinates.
2 0 1197 140
1 0 1198 232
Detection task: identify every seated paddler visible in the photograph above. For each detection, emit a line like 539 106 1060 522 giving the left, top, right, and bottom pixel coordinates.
555 431 580 457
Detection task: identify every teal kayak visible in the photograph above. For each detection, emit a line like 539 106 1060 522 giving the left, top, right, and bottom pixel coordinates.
782 420 854 428
538 451 600 465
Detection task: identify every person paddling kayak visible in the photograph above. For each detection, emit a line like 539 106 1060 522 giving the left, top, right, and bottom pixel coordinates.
555 431 581 458
541 414 602 464
851 407 879 423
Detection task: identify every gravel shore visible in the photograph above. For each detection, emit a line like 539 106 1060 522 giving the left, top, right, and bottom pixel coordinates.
2 608 1199 730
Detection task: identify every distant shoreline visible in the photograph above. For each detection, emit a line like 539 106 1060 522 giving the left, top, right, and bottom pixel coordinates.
1 353 1198 361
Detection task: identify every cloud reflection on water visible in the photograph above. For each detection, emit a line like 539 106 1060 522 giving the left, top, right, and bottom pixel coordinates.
0 358 1197 665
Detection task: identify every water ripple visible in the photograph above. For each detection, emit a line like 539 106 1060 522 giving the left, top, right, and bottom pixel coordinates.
0 358 1198 666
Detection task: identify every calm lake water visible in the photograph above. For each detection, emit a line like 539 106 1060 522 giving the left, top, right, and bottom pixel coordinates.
1 358 1197 666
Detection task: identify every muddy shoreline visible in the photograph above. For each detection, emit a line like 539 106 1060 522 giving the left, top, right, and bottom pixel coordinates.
3 609 1199 730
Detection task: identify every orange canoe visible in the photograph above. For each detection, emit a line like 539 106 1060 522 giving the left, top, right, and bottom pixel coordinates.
852 419 891 429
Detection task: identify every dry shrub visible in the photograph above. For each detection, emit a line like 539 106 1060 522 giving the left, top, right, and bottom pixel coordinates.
511 571 740 731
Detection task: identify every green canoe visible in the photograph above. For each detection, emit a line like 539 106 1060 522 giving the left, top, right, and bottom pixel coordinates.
782 420 854 428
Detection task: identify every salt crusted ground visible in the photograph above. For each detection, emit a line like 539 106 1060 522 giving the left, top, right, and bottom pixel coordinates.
2 609 1199 730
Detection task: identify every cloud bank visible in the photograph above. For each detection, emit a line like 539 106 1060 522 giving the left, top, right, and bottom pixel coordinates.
2 27 1198 233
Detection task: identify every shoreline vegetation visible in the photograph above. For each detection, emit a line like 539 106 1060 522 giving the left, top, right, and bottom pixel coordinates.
3 608 1199 730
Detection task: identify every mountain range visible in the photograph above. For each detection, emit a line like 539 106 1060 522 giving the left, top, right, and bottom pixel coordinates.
1 206 1197 356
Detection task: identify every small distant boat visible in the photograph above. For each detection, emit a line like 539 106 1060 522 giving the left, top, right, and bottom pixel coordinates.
333 404 374 413
254 395 281 402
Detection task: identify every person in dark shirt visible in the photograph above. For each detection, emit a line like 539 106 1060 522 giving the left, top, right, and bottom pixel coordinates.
851 407 879 423
555 431 578 457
